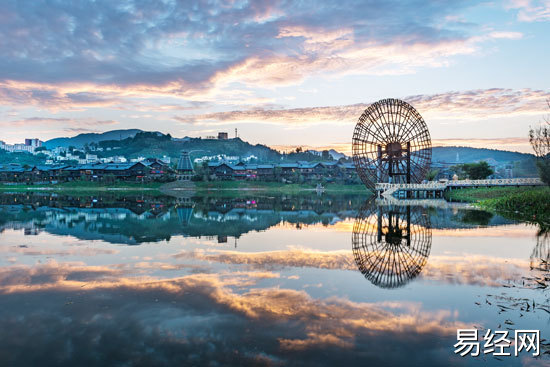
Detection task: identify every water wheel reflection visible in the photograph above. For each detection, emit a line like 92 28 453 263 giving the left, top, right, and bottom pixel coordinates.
352 201 432 288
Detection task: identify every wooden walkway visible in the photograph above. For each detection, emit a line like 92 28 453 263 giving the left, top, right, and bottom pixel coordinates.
376 178 544 199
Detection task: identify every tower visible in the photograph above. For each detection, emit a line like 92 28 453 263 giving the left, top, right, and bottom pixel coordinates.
176 151 194 181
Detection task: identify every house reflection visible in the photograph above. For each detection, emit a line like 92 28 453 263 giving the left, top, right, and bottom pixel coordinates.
0 192 364 244
352 200 432 288
0 192 518 247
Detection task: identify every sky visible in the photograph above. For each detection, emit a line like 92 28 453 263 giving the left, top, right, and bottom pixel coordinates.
0 0 549 154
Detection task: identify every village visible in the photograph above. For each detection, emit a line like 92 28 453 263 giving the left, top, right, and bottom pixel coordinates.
0 151 358 184
0 133 525 186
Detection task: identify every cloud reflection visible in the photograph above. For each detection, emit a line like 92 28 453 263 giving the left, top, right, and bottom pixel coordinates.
174 249 530 288
0 261 468 366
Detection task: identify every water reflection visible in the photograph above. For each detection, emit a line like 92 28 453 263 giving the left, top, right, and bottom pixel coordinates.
0 192 363 244
0 193 520 247
0 192 548 366
352 200 432 288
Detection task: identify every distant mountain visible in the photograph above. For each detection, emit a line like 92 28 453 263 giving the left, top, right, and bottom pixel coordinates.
305 149 347 160
305 146 534 164
44 129 144 149
328 149 346 160
432 146 534 164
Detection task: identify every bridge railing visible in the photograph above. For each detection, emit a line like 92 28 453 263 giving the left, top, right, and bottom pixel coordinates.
375 178 543 192
447 178 543 187
375 182 447 191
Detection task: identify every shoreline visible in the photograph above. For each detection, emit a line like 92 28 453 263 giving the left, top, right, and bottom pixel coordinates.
0 181 369 195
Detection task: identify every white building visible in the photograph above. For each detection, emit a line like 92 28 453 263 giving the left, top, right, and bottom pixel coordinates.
0 142 35 153
85 154 99 163
193 154 239 164
111 156 127 163
52 147 67 155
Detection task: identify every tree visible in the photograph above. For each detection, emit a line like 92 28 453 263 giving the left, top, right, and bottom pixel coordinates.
273 166 282 182
321 150 332 161
425 169 439 181
463 161 494 179
193 161 210 181
452 162 494 180
529 100 550 185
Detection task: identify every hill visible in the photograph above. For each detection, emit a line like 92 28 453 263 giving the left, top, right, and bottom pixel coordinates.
0 150 47 166
432 146 534 164
96 132 281 162
44 129 144 149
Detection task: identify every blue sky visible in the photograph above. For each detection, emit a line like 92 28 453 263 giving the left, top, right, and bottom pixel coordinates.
0 0 549 153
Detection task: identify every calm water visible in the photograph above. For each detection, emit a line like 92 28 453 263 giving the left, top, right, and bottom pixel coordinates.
0 192 548 366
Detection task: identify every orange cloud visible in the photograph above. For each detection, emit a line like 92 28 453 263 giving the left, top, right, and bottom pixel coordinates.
173 249 531 288
177 88 550 127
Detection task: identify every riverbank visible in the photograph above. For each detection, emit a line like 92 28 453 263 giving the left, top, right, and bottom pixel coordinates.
446 186 550 227
0 180 369 195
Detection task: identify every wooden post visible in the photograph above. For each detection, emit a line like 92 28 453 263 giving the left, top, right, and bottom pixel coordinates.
377 144 382 183
406 142 411 184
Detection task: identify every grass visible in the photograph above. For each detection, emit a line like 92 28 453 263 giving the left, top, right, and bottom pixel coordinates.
446 186 550 227
445 186 540 202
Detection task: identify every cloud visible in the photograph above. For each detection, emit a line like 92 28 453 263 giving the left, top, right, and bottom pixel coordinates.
176 88 550 126
0 82 123 109
4 116 118 127
0 115 118 137
0 1 524 107
488 31 524 39
507 0 550 22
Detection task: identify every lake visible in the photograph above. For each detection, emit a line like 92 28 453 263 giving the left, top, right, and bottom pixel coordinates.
0 192 548 366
